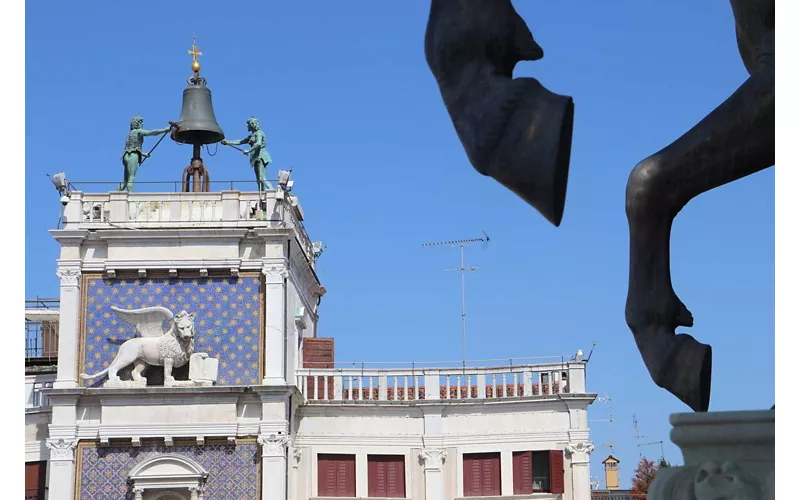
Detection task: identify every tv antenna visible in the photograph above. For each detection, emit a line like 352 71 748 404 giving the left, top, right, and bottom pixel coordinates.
422 232 490 369
591 393 616 455
632 414 665 459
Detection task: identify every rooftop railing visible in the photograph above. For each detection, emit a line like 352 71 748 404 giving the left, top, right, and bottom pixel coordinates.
297 355 588 403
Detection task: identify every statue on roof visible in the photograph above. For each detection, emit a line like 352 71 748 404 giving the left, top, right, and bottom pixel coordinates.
119 116 178 192
222 117 273 191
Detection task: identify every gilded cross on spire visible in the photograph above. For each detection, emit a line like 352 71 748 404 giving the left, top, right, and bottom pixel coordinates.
188 34 203 73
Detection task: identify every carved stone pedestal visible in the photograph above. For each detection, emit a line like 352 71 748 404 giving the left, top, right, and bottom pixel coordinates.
648 410 774 500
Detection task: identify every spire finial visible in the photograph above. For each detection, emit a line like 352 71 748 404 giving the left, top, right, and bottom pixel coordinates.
188 34 203 74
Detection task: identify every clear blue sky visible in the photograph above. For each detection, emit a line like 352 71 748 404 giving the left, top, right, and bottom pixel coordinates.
25 0 774 488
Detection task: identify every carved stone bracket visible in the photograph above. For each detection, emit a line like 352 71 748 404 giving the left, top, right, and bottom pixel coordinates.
56 268 81 286
46 438 78 461
258 434 291 457
418 449 447 470
565 442 594 464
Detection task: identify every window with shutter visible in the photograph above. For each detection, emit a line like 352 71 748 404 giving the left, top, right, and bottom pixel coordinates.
549 450 565 494
463 453 501 497
318 454 356 497
367 455 406 498
25 461 47 499
513 451 533 494
532 451 551 492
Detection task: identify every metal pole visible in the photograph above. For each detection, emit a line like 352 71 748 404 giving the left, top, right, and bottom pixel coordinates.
460 243 467 370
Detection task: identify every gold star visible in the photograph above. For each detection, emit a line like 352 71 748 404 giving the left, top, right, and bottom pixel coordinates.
214 336 222 343
120 280 127 287
97 288 104 295
245 353 252 360
88 297 95 304
237 345 244 351
112 288 119 295
133 279 141 286
222 345 230 352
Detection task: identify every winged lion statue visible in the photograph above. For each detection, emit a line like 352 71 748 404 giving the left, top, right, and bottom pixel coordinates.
80 306 201 386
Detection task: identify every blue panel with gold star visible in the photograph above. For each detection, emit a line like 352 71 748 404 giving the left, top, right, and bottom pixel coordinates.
80 274 264 387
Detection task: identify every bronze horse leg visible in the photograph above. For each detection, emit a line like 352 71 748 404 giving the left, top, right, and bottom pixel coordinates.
624 1 773 412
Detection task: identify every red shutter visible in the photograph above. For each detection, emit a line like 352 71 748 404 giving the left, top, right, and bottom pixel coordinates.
549 450 565 494
463 453 501 496
513 451 533 494
368 455 405 498
318 454 355 497
25 461 47 497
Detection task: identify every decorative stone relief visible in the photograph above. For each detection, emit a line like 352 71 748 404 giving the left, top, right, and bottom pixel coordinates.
649 462 771 500
262 265 289 284
79 306 198 388
57 268 81 286
565 442 594 464
418 449 447 470
46 438 78 461
258 434 290 457
694 462 763 500
292 447 303 468
81 276 263 388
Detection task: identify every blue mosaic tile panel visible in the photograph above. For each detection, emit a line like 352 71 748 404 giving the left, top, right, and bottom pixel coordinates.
81 275 263 387
77 442 260 499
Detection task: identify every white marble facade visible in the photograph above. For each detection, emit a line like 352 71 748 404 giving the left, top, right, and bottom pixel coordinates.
27 190 597 499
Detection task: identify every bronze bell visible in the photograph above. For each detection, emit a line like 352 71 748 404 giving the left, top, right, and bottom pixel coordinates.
173 85 225 145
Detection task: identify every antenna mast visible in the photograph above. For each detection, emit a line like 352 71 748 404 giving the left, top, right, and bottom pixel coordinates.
422 233 489 369
591 394 616 455
632 414 666 459
632 414 644 458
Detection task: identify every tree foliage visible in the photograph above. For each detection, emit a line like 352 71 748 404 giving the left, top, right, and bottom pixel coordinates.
631 457 659 494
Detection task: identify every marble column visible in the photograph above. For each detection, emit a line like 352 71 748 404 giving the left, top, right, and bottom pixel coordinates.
54 266 81 388
262 264 288 385
45 438 78 500
419 449 447 500
566 442 594 500
259 434 290 500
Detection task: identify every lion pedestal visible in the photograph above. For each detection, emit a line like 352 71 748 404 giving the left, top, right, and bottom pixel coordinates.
648 410 774 500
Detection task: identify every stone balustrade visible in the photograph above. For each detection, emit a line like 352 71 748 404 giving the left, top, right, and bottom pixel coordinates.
60 190 314 261
296 361 587 403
